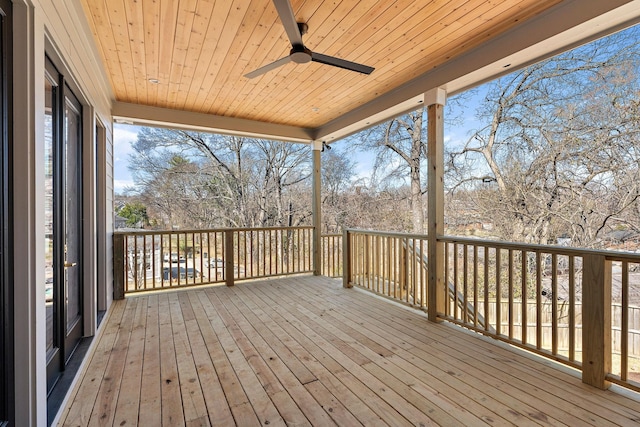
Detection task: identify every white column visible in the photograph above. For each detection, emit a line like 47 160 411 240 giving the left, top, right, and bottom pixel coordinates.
426 88 446 322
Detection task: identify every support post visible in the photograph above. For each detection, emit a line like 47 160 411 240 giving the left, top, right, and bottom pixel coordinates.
582 254 611 389
225 230 235 286
426 88 446 322
113 233 125 300
312 141 322 275
342 229 352 288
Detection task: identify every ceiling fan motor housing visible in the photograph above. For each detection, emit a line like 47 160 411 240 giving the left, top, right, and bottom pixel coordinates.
290 45 312 63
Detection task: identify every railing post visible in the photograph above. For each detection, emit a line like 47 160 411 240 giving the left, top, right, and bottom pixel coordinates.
312 141 322 275
582 254 611 389
113 233 125 300
225 230 235 287
342 229 352 288
426 88 446 322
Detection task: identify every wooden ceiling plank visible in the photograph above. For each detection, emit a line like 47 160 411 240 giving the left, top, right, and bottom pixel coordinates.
178 0 216 110
180 0 234 112
165 0 199 109
124 0 148 105
156 0 180 109
208 2 284 118
80 0 127 100
189 1 253 112
143 0 162 106
108 0 140 103
201 0 308 117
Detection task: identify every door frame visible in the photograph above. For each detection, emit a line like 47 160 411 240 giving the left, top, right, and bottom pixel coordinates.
0 0 12 424
44 55 84 393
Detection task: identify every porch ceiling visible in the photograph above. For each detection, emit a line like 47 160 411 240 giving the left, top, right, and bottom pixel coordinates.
80 0 640 142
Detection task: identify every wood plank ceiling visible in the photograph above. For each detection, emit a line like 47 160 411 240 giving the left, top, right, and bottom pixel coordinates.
81 0 563 130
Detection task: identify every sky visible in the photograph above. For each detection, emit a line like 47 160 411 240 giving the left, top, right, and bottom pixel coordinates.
113 124 139 193
113 95 478 195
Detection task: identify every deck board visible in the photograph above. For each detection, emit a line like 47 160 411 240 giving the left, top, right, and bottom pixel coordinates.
59 276 640 426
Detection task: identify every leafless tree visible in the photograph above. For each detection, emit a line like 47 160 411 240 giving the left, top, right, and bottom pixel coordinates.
354 109 427 232
127 128 312 229
447 27 640 247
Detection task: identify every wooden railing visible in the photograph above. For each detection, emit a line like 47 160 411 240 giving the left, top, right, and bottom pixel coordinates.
114 227 313 296
345 229 429 310
344 229 640 393
321 233 343 277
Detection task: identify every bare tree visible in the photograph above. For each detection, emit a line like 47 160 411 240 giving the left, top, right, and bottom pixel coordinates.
356 109 427 232
127 128 312 229
447 27 640 247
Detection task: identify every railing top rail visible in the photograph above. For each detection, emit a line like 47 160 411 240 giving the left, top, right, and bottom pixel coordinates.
115 225 314 236
438 234 640 262
345 228 430 240
321 233 343 237
345 228 640 261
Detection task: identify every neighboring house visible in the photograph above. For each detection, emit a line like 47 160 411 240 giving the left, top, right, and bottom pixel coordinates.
114 215 128 230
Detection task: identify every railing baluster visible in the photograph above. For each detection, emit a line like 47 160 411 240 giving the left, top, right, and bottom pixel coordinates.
536 251 542 350
473 245 478 328
421 239 426 308
621 261 629 382
552 253 558 355
484 246 489 332
496 248 501 336
521 250 527 345
569 255 575 362
508 249 514 340
444 242 449 318
453 243 459 321
463 244 468 323
391 236 396 297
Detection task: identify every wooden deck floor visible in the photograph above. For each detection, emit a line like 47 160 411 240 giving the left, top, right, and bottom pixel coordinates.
58 276 640 426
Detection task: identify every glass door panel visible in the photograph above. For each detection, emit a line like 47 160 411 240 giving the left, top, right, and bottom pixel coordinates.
44 72 57 364
63 93 82 355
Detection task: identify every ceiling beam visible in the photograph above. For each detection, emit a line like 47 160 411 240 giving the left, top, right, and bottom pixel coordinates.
112 101 314 143
316 0 640 143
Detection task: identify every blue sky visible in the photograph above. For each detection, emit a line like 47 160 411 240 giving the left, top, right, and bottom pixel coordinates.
113 124 140 193
113 124 381 194
113 96 475 195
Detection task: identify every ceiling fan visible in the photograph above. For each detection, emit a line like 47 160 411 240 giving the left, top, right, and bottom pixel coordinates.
244 0 375 79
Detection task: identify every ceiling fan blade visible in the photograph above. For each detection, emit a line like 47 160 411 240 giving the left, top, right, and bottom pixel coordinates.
311 52 374 75
272 0 303 46
244 55 292 79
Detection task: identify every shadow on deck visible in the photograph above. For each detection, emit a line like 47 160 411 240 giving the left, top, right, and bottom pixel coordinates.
58 276 640 426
